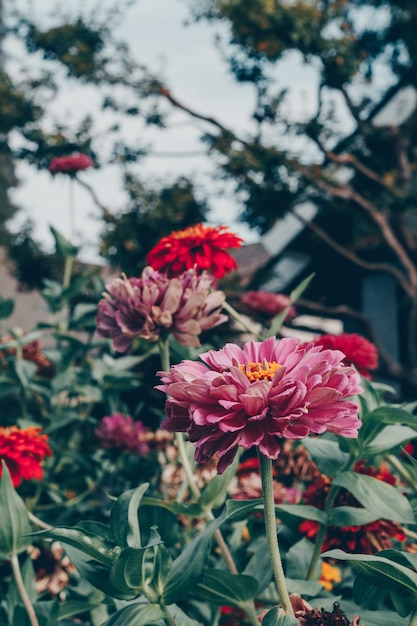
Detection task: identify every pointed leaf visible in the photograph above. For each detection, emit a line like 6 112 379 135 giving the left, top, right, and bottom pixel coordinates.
194 569 258 605
329 506 383 527
301 438 349 476
323 550 417 598
110 483 149 549
0 463 32 558
332 471 415 524
34 526 117 566
261 607 299 626
103 603 165 626
50 226 79 257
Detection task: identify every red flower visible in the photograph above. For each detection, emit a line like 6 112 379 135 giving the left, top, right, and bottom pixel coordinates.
0 426 53 486
48 153 94 174
241 290 296 319
310 333 378 378
299 462 405 553
147 224 243 278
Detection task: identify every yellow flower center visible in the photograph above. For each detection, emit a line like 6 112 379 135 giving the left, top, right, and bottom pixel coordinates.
238 360 282 382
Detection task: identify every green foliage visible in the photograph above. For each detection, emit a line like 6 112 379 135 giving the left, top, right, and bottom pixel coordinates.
0 464 32 558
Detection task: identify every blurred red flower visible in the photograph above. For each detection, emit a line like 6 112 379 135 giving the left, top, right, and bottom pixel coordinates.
241 290 296 319
310 333 378 378
48 153 94 174
299 462 405 553
147 224 243 278
0 426 53 486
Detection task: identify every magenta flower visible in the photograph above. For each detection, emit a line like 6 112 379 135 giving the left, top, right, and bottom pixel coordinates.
48 153 94 174
157 337 363 473
95 413 150 455
96 266 227 352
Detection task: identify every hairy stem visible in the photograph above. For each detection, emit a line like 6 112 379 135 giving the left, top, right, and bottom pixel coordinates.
258 451 294 616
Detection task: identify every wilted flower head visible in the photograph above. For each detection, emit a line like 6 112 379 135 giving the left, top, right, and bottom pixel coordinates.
157 336 363 473
241 290 296 320
96 266 227 351
95 413 150 455
0 426 53 486
299 461 406 553
147 223 243 278
310 333 378 379
48 152 94 174
29 542 77 597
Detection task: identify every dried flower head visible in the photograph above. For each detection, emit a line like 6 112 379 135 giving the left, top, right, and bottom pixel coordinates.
96 266 227 351
29 542 77 597
95 413 151 455
48 152 94 174
0 426 53 486
310 333 378 379
158 337 362 473
241 290 296 319
147 223 243 278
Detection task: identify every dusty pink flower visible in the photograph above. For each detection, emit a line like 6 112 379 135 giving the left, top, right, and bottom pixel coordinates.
95 413 150 455
48 153 94 174
241 290 296 319
96 266 227 351
157 337 363 473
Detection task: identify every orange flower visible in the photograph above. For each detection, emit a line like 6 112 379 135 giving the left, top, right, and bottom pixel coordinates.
147 224 243 278
0 426 53 486
319 562 342 591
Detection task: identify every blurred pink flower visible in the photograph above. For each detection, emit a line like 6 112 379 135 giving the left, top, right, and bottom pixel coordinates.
157 336 363 473
241 290 296 319
95 413 150 455
48 153 94 174
96 266 227 351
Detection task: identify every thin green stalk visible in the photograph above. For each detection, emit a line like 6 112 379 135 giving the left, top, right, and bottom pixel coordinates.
10 554 39 626
258 451 294 616
386 454 417 492
222 299 263 340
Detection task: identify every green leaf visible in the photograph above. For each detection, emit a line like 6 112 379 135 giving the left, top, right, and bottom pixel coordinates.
110 483 149 549
194 569 258 606
332 471 415 524
274 504 327 525
0 295 14 319
50 226 79 257
224 498 263 520
301 438 349 476
34 526 117 566
161 515 224 605
359 405 417 447
389 589 416 618
103 603 165 626
58 600 105 620
323 550 417 598
286 578 323 597
141 496 203 518
261 607 299 626
286 538 321 580
0 463 32 558
329 506 383 527
364 425 417 455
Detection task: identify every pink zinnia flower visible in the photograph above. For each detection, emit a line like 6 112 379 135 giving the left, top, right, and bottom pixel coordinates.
310 333 378 379
96 266 227 352
48 153 94 174
95 413 150 455
241 290 296 319
157 337 363 473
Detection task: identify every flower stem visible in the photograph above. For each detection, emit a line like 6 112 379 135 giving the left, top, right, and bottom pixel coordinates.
258 451 294 616
409 607 417 626
221 300 263 340
306 482 339 580
161 605 177 626
10 553 39 626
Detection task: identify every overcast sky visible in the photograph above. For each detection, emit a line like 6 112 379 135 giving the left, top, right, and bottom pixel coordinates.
7 0 318 262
